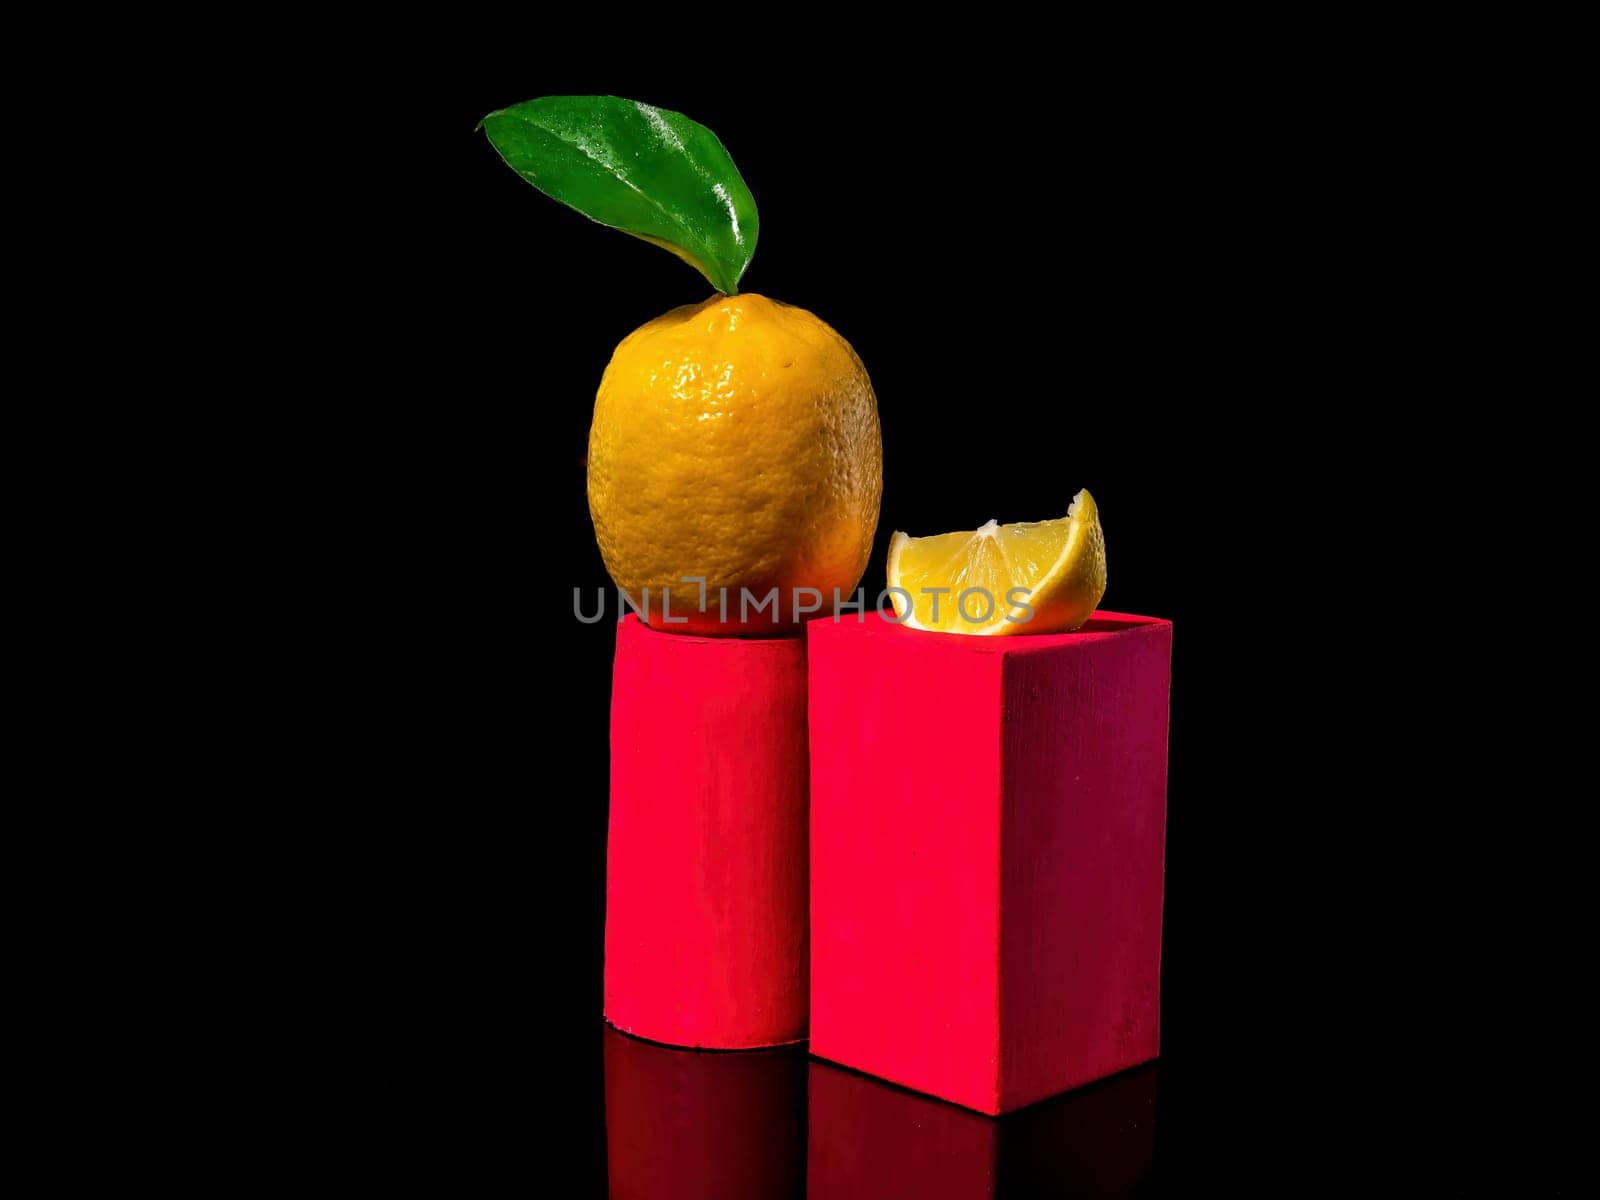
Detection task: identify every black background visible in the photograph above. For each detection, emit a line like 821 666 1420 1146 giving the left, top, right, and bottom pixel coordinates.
333 58 1521 1193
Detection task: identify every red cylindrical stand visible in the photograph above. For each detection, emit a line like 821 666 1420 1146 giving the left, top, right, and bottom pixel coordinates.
604 615 809 1048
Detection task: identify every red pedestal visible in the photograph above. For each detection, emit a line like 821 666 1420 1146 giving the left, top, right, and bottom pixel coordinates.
604 1024 806 1200
808 611 1172 1114
605 616 809 1048
808 1058 1157 1198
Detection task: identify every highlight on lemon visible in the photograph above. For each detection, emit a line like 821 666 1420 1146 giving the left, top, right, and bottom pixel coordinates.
886 489 1107 636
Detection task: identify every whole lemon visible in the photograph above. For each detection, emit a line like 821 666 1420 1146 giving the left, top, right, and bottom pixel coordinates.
588 294 882 634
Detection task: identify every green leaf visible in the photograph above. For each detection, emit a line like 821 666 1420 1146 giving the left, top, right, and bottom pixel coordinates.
480 95 758 294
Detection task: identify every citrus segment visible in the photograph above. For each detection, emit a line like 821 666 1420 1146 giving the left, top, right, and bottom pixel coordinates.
886 489 1106 635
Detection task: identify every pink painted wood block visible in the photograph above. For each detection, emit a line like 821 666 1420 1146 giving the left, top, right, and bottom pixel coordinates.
808 611 1172 1114
605 615 809 1048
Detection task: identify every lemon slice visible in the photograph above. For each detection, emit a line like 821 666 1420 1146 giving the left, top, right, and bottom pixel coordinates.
885 489 1107 635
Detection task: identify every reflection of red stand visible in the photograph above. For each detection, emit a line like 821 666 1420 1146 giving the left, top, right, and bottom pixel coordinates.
809 611 1173 1114
604 616 809 1048
603 1024 806 1200
807 1058 1157 1198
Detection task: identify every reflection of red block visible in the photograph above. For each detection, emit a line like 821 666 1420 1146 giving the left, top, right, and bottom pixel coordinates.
807 1058 1157 1197
605 616 809 1049
604 1024 806 1200
808 612 1172 1114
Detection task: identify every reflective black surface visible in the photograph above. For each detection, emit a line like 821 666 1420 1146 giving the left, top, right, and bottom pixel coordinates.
604 1024 807 1199
603 1023 1158 1198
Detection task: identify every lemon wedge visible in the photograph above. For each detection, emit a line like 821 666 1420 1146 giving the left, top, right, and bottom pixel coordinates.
885 489 1107 635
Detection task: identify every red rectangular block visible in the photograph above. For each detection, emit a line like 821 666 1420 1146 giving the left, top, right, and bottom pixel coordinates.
808 611 1172 1114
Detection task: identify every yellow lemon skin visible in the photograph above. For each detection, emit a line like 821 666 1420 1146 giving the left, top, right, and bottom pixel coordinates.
587 294 882 634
